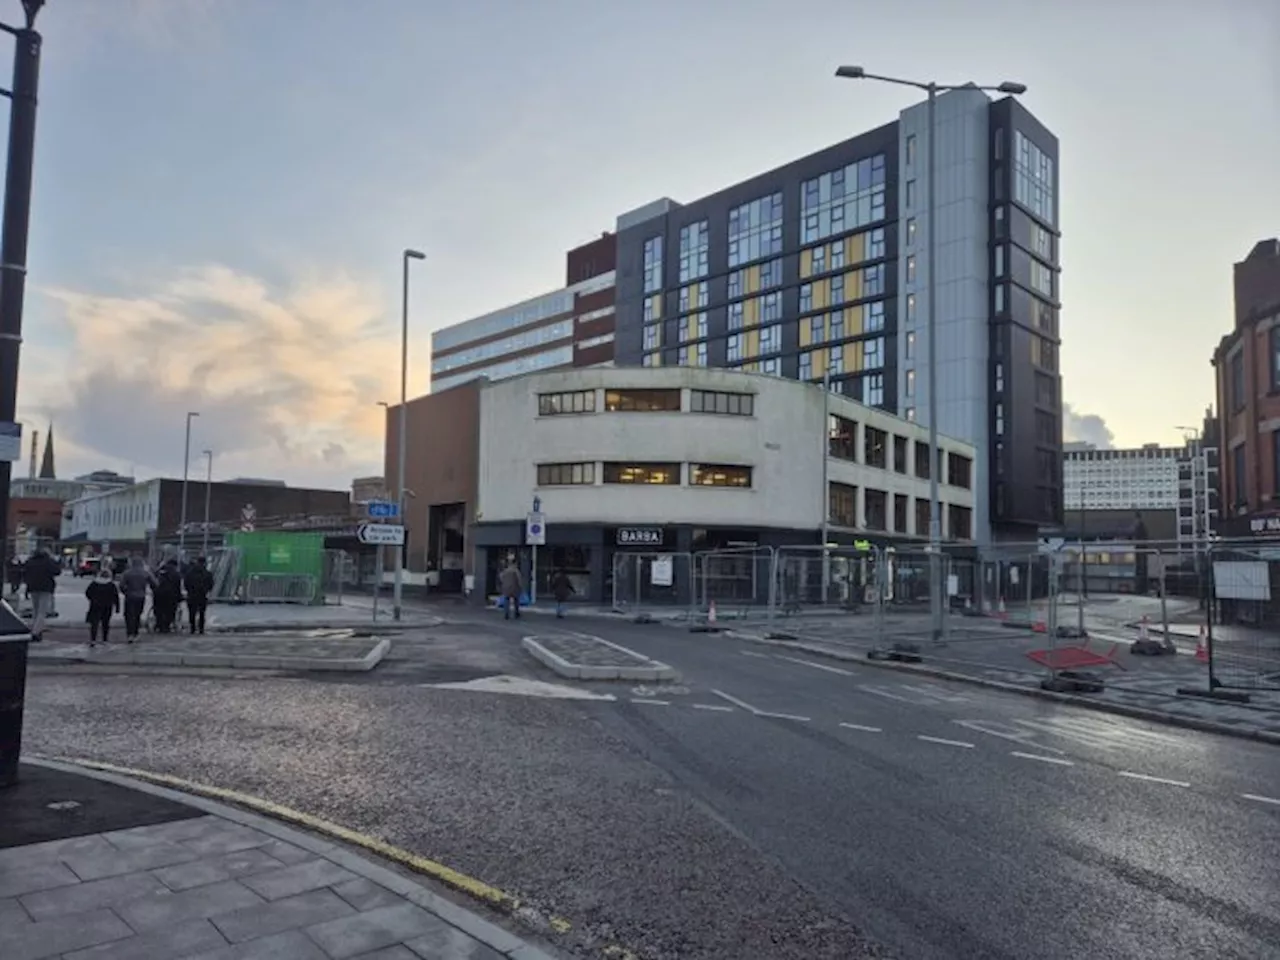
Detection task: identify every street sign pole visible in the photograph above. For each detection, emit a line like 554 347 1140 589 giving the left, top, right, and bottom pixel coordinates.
526 496 545 605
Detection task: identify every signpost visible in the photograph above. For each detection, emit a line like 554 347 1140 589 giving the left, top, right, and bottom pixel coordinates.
526 497 545 604
357 522 406 546
366 500 399 520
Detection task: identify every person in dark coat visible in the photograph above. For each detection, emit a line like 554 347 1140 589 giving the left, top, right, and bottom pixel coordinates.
550 568 574 618
119 555 155 642
152 558 183 633
22 548 60 641
84 567 120 646
183 556 214 635
5 555 22 597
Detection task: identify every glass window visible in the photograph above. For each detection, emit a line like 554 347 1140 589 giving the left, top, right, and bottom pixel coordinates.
604 389 681 412
762 291 782 323
1014 131 1055 226
727 333 743 362
994 284 1005 313
828 482 857 526
1030 260 1054 298
642 322 661 351
867 301 885 332
812 246 827 276
949 504 973 540
948 453 973 489
994 245 1005 277
1231 351 1245 411
760 324 781 354
800 154 887 244
865 427 888 469
643 295 659 322
677 342 709 367
690 390 753 416
727 191 784 267
810 315 825 344
799 283 813 313
538 390 596 416
691 464 752 488
906 218 916 246
830 242 845 270
905 180 916 209
829 310 844 341
760 258 783 289
893 435 908 473
727 269 743 299
828 345 844 375
537 462 596 486
799 352 813 380
905 331 916 360
828 414 857 460
761 356 781 376
602 462 680 485
905 406 915 421
830 274 845 306
905 369 916 397
1032 224 1052 261
678 220 709 282
728 300 744 331
862 372 884 407
868 227 885 260
863 264 884 296
863 337 883 370
906 293 916 324
906 134 916 167
914 441 931 479
864 489 887 530
678 284 708 313
643 236 663 293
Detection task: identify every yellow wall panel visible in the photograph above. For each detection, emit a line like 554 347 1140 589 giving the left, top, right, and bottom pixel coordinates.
843 340 863 372
814 282 829 310
745 329 760 359
649 295 662 320
846 271 862 302
847 307 862 336
848 232 866 264
812 349 828 379
799 319 812 348
746 265 762 294
744 297 760 328
800 248 813 279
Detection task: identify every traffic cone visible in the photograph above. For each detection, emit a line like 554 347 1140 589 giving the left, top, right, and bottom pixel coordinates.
708 600 717 626
1139 615 1150 642
1195 626 1209 663
997 597 1007 619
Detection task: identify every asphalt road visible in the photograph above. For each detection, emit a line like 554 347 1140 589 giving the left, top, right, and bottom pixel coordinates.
21 607 1280 960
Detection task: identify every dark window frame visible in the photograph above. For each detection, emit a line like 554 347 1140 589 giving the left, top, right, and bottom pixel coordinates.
604 388 682 412
690 464 753 488
602 462 681 485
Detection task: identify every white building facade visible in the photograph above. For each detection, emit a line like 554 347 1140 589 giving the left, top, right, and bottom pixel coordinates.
61 479 163 545
472 367 975 603
1063 444 1181 512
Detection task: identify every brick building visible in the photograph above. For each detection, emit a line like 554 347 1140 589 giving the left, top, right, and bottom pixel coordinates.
1212 238 1280 537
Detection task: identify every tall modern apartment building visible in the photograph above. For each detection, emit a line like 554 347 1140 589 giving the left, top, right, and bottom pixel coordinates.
613 88 1061 545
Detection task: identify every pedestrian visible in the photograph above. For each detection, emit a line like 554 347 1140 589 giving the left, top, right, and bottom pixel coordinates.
84 563 120 646
5 555 22 598
153 558 183 633
119 555 155 642
21 547 60 642
499 558 523 620
551 567 574 618
183 556 214 634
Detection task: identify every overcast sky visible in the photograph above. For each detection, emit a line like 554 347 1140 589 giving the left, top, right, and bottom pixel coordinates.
11 0 1279 488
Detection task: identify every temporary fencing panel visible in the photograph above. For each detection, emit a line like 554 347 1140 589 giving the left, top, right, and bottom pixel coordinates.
611 552 694 617
693 547 775 619
1207 546 1280 692
210 532 328 605
772 544 883 614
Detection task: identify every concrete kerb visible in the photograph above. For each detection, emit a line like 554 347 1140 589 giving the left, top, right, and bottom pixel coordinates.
211 615 444 634
28 636 392 673
521 635 679 682
725 630 1280 747
23 756 566 960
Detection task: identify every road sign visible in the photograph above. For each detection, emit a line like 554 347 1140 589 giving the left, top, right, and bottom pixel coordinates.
525 512 546 546
367 500 399 519
1038 537 1066 554
358 522 405 546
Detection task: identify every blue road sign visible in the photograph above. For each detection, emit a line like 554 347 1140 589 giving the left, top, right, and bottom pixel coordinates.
367 500 399 519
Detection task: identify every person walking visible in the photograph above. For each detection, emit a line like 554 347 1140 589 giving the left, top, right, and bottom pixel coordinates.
183 556 214 634
120 555 155 642
152 557 183 633
84 564 120 647
22 547 60 642
499 559 523 620
550 567 574 618
5 555 22 598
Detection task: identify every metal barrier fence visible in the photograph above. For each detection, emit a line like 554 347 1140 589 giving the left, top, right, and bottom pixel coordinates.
203 547 353 605
1206 545 1280 692
693 546 775 620
611 552 694 618
244 573 316 604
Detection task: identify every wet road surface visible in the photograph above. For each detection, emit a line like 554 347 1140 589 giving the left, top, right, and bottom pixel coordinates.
23 609 1280 960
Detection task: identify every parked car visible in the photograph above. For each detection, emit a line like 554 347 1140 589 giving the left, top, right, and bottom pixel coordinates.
75 556 101 577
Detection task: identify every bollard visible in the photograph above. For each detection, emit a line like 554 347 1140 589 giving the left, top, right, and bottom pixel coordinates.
0 598 33 788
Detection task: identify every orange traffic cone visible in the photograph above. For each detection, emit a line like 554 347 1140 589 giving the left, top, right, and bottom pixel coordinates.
1195 626 1209 663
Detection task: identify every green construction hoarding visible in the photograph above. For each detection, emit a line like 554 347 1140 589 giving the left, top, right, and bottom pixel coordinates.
224 531 325 604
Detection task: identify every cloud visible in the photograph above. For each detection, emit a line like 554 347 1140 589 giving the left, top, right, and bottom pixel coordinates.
17 264 399 489
1063 403 1115 449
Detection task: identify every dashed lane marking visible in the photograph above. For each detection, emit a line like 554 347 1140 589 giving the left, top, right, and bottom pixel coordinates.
953 719 1068 754
1241 793 1280 807
1011 751 1075 767
1117 771 1191 788
859 685 916 703
711 689 811 722
691 703 735 712
773 655 856 676
916 735 976 749
740 650 769 658
630 698 670 706
839 722 883 733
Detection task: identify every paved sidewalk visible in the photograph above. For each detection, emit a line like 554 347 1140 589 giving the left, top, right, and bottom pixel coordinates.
1 761 558 960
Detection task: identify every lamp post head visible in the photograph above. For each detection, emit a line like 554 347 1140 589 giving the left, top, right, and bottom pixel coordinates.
404 249 426 261
834 65 865 80
997 81 1028 95
21 0 43 28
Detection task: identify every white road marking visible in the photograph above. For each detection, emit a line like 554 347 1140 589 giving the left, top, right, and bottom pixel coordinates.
1117 771 1191 788
898 684 971 703
1011 751 1075 767
710 689 811 722
1241 793 1280 807
774 655 856 676
740 650 769 658
691 703 735 712
916 735 975 749
953 720 1067 754
839 722 883 733
630 698 670 706
425 675 617 701
859 685 916 703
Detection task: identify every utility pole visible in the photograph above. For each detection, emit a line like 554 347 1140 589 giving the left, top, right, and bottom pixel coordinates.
0 0 48 791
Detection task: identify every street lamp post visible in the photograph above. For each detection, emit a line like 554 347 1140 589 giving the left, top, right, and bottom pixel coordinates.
394 249 425 622
201 449 213 557
834 65 1027 645
178 411 199 559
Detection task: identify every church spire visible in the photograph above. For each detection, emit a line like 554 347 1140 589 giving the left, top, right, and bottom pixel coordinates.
39 422 55 479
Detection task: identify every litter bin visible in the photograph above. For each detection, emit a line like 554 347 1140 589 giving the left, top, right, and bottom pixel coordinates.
0 597 32 788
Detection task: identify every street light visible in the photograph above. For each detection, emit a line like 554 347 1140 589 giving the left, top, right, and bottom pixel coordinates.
201 450 213 557
835 64 1026 645
395 249 425 622
178 411 200 558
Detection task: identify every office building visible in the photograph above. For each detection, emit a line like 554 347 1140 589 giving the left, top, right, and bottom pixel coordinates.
613 88 1062 545
429 233 617 393
1177 410 1220 548
1212 238 1280 537
1063 444 1181 512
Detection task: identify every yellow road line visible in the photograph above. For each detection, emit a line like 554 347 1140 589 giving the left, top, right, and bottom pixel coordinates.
43 755 548 920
